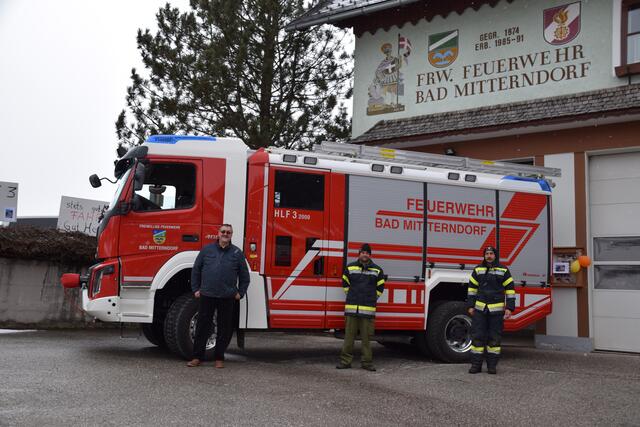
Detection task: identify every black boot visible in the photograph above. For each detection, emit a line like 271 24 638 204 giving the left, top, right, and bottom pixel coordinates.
468 354 483 374
486 354 498 374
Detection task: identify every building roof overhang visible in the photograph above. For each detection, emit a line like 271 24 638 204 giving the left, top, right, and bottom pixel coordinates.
286 0 512 36
350 84 640 147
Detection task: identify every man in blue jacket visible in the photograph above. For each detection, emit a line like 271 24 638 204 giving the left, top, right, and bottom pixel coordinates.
187 224 250 368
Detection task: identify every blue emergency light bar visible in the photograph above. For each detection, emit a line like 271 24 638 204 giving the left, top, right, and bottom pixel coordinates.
146 135 216 144
503 175 552 192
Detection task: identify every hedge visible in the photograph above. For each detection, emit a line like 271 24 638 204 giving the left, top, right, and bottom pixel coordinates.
0 226 96 265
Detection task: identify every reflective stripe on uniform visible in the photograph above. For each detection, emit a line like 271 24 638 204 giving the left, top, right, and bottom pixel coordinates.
467 288 478 295
475 301 505 312
494 267 507 271
505 289 516 299
344 304 376 314
469 276 479 285
347 266 361 271
342 274 350 284
486 346 501 354
345 305 358 314
503 277 514 286
369 268 381 273
475 267 487 272
470 345 484 354
377 279 385 286
487 302 505 312
343 287 349 294
376 290 383 297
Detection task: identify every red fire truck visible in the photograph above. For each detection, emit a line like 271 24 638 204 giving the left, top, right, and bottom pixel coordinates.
61 135 560 362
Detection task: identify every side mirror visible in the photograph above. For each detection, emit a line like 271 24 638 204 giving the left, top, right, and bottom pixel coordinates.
89 174 102 188
133 163 146 191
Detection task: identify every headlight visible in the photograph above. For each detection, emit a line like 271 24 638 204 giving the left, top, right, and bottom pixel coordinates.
92 270 104 297
91 264 114 297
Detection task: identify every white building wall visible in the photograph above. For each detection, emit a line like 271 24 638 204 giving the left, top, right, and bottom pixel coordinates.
546 288 578 337
545 153 576 247
544 153 579 338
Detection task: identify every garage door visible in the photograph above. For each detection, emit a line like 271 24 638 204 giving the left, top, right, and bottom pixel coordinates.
589 152 640 352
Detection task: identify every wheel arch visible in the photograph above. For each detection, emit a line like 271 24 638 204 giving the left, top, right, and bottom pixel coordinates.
424 269 472 327
150 251 199 292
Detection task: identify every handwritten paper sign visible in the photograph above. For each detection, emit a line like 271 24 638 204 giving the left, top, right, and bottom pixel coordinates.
57 196 109 236
0 181 19 222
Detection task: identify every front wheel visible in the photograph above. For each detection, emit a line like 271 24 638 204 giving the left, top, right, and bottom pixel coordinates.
421 301 473 363
164 293 217 360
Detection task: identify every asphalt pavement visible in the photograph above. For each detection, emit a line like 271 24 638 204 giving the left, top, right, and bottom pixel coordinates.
1 329 639 426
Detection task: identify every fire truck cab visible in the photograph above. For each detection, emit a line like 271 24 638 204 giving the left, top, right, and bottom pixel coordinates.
62 135 560 363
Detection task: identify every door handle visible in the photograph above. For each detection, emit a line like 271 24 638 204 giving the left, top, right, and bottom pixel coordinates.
182 234 199 242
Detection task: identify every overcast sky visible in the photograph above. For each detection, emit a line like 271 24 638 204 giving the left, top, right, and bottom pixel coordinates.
0 0 188 217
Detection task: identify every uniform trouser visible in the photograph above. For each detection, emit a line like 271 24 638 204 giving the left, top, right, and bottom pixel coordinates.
340 315 375 367
192 295 235 361
470 308 504 365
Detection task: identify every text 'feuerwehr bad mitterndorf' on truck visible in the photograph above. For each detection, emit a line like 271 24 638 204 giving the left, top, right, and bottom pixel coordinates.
61 135 560 362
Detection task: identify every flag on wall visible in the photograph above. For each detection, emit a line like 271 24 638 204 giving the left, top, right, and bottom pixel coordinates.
398 35 412 65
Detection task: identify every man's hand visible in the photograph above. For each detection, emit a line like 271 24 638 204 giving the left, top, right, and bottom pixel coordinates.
467 308 475 316
504 309 512 320
194 291 201 298
235 293 241 301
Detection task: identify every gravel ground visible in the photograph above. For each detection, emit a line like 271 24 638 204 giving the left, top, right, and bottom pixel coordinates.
1 329 639 426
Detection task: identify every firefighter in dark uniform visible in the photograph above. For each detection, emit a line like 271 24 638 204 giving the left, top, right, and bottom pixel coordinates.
336 243 385 371
467 246 515 374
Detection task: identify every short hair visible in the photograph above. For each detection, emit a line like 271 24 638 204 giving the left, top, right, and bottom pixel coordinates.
220 224 233 230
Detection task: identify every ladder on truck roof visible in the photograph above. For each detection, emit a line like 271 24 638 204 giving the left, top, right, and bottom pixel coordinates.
311 142 561 178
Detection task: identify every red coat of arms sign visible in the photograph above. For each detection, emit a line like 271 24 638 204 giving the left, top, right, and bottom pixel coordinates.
543 2 581 45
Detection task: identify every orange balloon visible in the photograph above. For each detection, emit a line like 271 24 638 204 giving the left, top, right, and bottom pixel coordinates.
578 255 591 268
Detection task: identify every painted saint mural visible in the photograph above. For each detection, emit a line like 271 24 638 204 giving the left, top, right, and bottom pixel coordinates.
366 35 411 116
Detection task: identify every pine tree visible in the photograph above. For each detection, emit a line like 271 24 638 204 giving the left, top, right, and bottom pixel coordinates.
116 0 353 150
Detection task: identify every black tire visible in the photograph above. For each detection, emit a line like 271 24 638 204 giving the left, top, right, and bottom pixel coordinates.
424 301 472 363
141 322 167 348
164 293 217 360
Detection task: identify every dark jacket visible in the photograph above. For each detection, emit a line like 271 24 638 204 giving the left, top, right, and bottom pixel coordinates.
467 261 515 314
342 260 385 318
191 243 250 298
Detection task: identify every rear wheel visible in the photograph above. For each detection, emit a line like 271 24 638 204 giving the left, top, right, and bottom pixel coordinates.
141 322 166 348
164 293 217 360
420 301 472 363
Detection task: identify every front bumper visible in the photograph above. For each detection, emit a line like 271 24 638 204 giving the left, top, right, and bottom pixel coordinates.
81 289 120 322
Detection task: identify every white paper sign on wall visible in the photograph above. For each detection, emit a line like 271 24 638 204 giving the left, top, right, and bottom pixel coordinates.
57 196 109 236
0 181 19 223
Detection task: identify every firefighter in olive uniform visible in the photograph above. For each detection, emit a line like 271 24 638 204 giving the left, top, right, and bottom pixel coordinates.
336 244 385 371
467 246 515 374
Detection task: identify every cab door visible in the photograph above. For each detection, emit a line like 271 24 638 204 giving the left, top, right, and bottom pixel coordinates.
265 167 329 328
118 159 202 290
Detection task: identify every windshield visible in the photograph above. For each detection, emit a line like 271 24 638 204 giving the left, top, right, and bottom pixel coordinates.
108 168 131 210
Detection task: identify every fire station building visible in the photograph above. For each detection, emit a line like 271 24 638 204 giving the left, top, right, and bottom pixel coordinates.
289 0 640 352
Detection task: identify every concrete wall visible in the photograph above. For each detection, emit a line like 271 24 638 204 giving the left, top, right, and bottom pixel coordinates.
0 257 92 327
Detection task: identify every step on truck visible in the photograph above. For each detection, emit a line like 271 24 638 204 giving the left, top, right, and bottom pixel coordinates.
61 135 560 362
